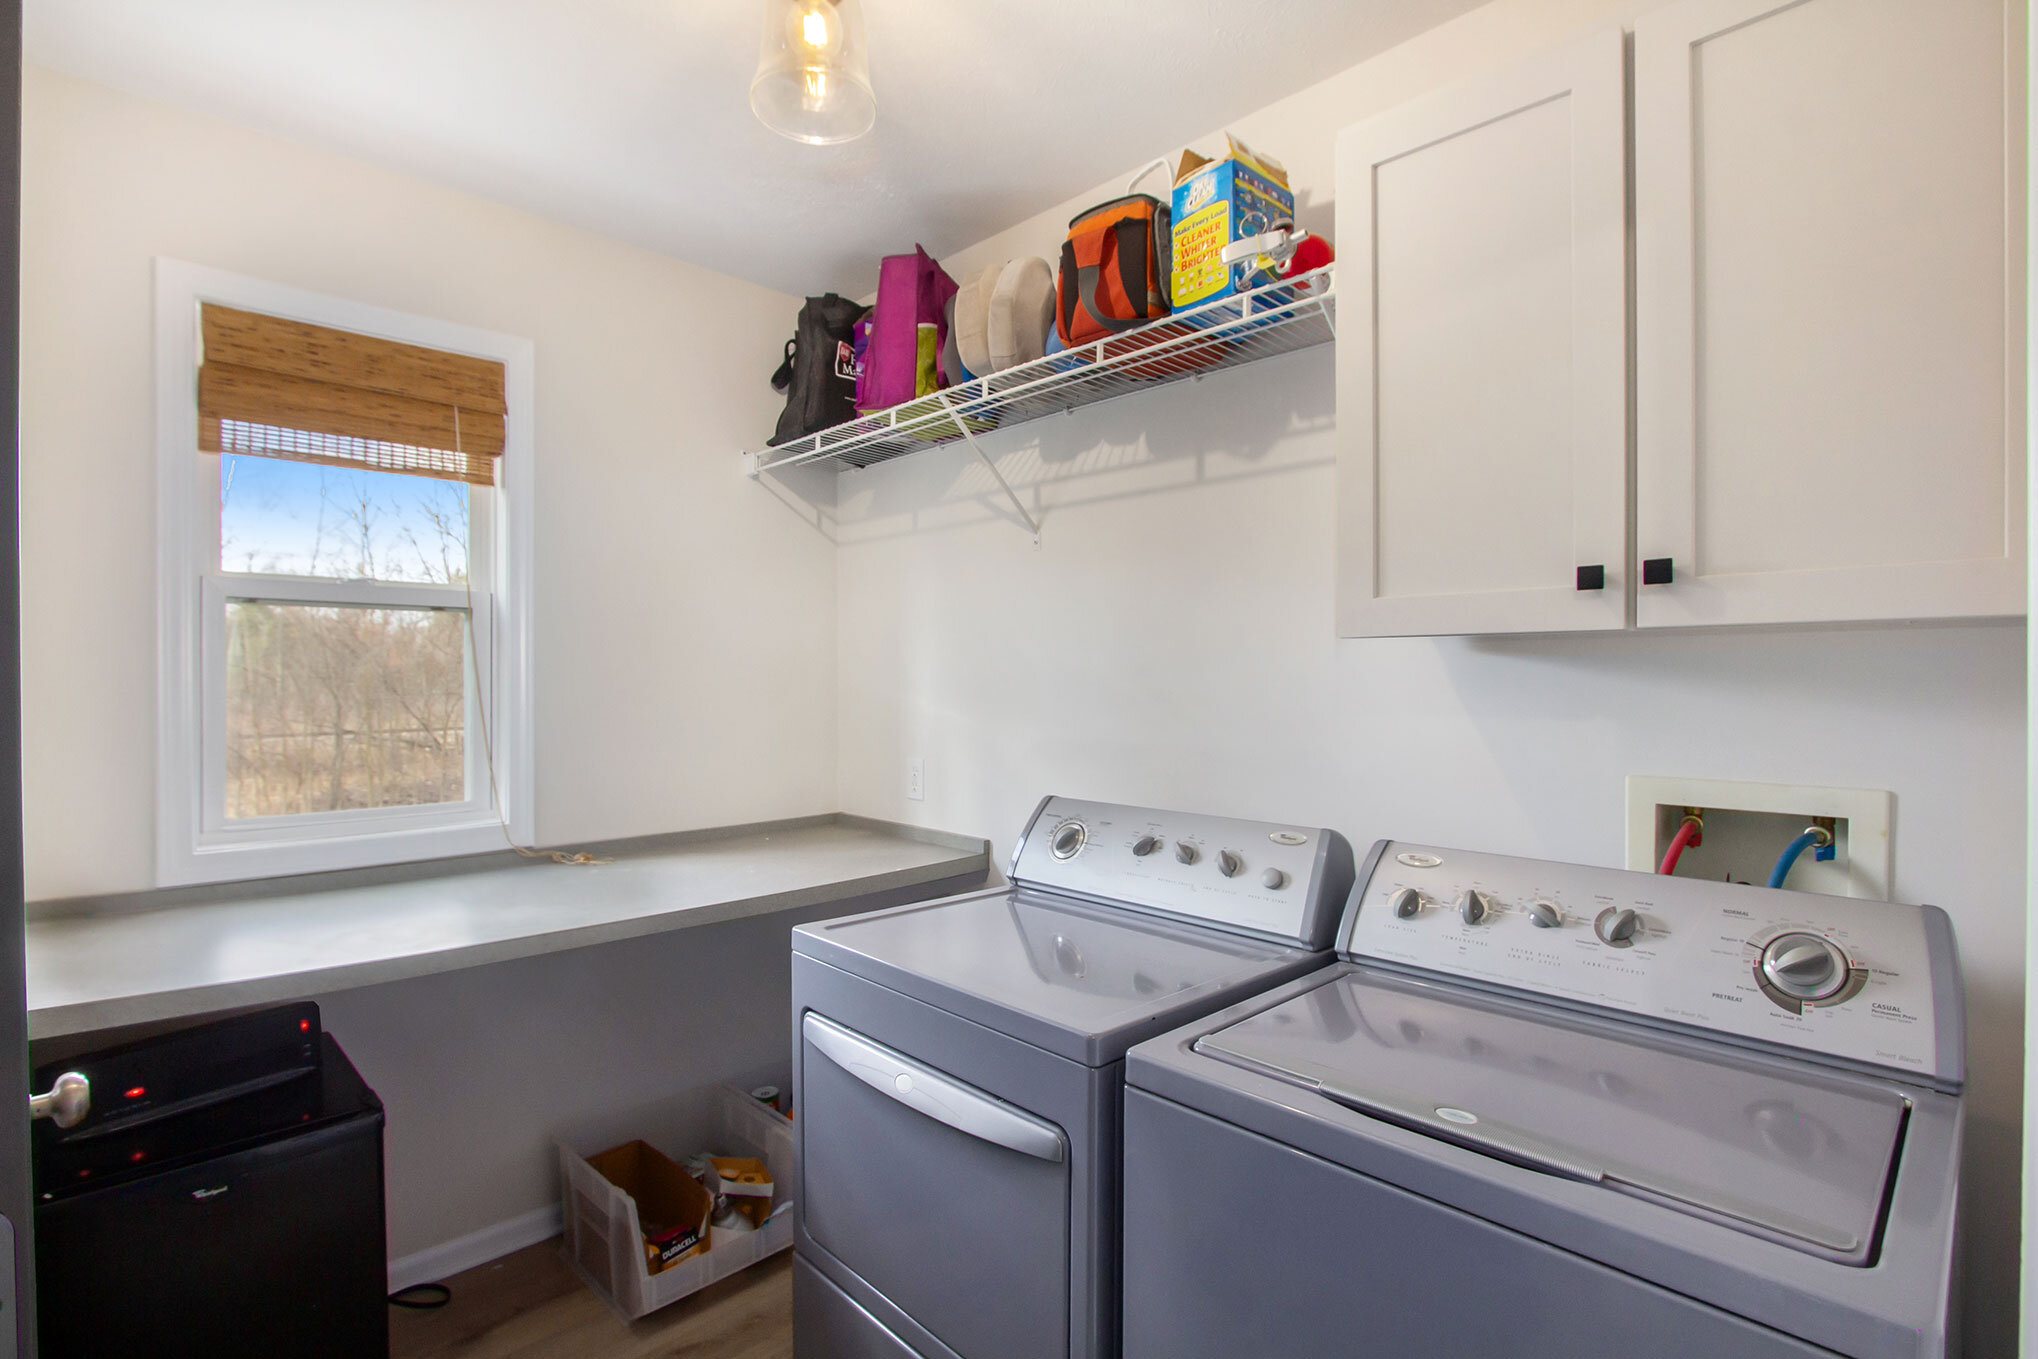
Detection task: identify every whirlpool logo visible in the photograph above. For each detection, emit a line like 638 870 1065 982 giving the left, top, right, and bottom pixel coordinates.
190 1185 230 1201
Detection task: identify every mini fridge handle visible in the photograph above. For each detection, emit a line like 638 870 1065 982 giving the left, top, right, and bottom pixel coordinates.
803 1014 1066 1164
29 1072 89 1130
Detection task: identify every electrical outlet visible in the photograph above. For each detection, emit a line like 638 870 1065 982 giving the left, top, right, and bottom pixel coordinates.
906 757 924 802
1625 776 1892 899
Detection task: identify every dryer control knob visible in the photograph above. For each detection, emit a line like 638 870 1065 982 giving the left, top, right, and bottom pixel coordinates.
1760 933 1850 1003
1390 887 1423 919
1526 900 1562 929
1132 835 1160 857
1596 908 1640 945
1174 841 1198 865
1217 850 1243 878
1457 890 1489 926
1050 822 1087 860
1261 868 1289 890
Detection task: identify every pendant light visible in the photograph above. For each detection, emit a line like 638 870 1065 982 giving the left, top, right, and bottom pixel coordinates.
750 0 876 145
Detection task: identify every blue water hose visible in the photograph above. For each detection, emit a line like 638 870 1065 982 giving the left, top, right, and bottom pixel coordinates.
1768 829 1832 889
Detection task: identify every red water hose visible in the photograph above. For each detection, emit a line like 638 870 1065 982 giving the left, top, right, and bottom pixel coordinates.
1658 817 1704 875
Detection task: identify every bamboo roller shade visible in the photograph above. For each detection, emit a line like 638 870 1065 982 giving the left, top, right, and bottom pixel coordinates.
198 304 507 486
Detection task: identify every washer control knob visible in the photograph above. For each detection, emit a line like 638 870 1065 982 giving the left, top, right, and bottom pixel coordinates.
1596 908 1641 945
1132 835 1160 857
1050 822 1087 860
1457 890 1489 926
1526 900 1562 929
1261 868 1289 891
1174 841 1198 865
1760 933 1850 1002
1390 887 1423 920
1216 850 1243 878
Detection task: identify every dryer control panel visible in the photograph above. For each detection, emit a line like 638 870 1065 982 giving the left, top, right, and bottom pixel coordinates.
1010 796 1356 950
1341 842 1963 1086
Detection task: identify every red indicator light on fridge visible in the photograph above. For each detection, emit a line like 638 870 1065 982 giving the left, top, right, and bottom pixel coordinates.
129 1151 146 1164
299 1020 312 1033
124 1086 146 1100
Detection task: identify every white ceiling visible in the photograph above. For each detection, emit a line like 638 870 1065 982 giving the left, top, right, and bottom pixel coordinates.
26 0 1485 297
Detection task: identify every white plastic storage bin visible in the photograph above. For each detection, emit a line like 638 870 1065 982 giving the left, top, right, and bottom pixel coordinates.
558 1084 797 1320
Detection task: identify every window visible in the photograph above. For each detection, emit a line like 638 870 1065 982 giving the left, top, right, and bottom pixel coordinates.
156 261 534 884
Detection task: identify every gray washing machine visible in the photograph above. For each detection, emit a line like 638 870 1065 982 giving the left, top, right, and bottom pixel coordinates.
1123 841 1965 1359
790 796 1357 1359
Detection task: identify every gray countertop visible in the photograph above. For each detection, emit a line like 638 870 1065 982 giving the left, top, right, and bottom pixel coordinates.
27 815 989 1039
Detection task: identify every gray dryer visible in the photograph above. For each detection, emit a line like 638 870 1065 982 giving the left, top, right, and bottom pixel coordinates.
790 796 1357 1359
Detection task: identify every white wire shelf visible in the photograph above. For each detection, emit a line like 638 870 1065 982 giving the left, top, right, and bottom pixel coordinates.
743 265 1336 483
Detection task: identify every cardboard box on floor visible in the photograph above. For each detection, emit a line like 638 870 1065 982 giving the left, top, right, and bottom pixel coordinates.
585 1140 713 1275
1169 134 1295 310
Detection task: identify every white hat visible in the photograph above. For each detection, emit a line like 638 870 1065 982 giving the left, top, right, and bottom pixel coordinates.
953 264 1001 380
988 258 1056 372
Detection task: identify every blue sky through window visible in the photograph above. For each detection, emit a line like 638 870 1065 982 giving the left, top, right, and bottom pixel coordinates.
220 455 469 584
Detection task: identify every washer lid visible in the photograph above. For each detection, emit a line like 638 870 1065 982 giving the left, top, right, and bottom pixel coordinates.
1195 970 1909 1265
794 888 1322 1066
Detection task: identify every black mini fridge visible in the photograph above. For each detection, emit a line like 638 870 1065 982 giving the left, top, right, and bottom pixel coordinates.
31 1003 388 1359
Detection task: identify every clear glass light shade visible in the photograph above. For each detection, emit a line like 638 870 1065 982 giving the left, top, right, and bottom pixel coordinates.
750 0 875 145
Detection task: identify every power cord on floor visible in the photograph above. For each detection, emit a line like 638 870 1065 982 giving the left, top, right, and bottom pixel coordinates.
389 1282 453 1311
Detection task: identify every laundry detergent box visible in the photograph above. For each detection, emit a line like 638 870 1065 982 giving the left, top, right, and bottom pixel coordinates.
1169 134 1295 310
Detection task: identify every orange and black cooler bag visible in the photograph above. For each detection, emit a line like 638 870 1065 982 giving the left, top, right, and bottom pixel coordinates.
1056 194 1172 346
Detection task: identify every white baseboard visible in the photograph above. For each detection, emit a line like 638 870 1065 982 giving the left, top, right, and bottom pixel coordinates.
388 1202 563 1294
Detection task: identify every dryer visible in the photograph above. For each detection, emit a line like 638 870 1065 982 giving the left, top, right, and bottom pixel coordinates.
791 796 1356 1359
1123 841 1964 1359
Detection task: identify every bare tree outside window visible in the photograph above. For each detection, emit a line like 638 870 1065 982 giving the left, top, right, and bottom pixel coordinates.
220 456 474 819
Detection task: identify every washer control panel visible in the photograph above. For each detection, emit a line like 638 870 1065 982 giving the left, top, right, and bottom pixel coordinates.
1341 842 1961 1084
1011 796 1355 949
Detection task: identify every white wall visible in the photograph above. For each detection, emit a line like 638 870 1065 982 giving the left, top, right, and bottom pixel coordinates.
830 0 2028 1351
18 64 837 901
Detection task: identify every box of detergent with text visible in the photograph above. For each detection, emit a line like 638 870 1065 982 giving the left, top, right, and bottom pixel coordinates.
1169 134 1295 311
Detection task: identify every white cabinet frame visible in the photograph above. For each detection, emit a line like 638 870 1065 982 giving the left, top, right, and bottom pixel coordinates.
1336 28 1630 637
1633 0 2026 627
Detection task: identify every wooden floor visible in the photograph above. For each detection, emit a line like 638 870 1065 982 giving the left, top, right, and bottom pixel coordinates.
390 1239 793 1359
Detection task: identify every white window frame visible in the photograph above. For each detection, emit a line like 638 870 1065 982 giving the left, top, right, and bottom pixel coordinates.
154 259 535 886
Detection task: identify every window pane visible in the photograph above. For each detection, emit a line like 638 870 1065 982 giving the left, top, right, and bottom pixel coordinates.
224 601 469 819
220 453 469 584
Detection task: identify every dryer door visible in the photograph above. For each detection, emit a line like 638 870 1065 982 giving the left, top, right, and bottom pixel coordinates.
801 1013 1071 1359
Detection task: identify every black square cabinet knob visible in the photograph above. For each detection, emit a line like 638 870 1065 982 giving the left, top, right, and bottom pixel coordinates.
1575 564 1606 592
1642 557 1674 586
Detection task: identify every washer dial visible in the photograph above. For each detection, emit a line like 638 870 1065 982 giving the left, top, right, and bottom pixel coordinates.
1050 821 1087 860
1595 907 1641 948
1759 933 1851 1004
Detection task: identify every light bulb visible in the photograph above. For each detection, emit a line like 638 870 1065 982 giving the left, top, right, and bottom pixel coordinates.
799 8 832 51
790 3 839 57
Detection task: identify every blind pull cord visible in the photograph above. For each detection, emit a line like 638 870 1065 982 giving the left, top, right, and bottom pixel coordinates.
456 404 610 868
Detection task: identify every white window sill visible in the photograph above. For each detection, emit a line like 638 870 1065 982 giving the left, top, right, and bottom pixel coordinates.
27 816 988 1039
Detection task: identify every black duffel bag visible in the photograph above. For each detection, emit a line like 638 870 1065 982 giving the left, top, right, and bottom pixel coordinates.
768 293 869 447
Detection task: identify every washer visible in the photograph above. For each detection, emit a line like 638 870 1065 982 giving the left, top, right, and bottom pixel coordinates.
1123 841 1964 1359
791 796 1356 1359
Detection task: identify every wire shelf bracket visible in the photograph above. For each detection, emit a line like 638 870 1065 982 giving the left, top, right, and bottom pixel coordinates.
741 266 1337 541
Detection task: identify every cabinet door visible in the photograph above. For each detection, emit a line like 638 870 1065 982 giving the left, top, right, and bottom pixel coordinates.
1335 29 1628 638
1634 0 2025 627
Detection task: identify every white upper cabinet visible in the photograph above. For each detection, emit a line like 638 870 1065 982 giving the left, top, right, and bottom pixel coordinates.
1335 29 1629 638
1633 0 2025 627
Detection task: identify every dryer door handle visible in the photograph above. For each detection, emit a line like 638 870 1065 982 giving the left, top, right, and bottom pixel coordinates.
803 1013 1067 1163
1314 1079 1605 1185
